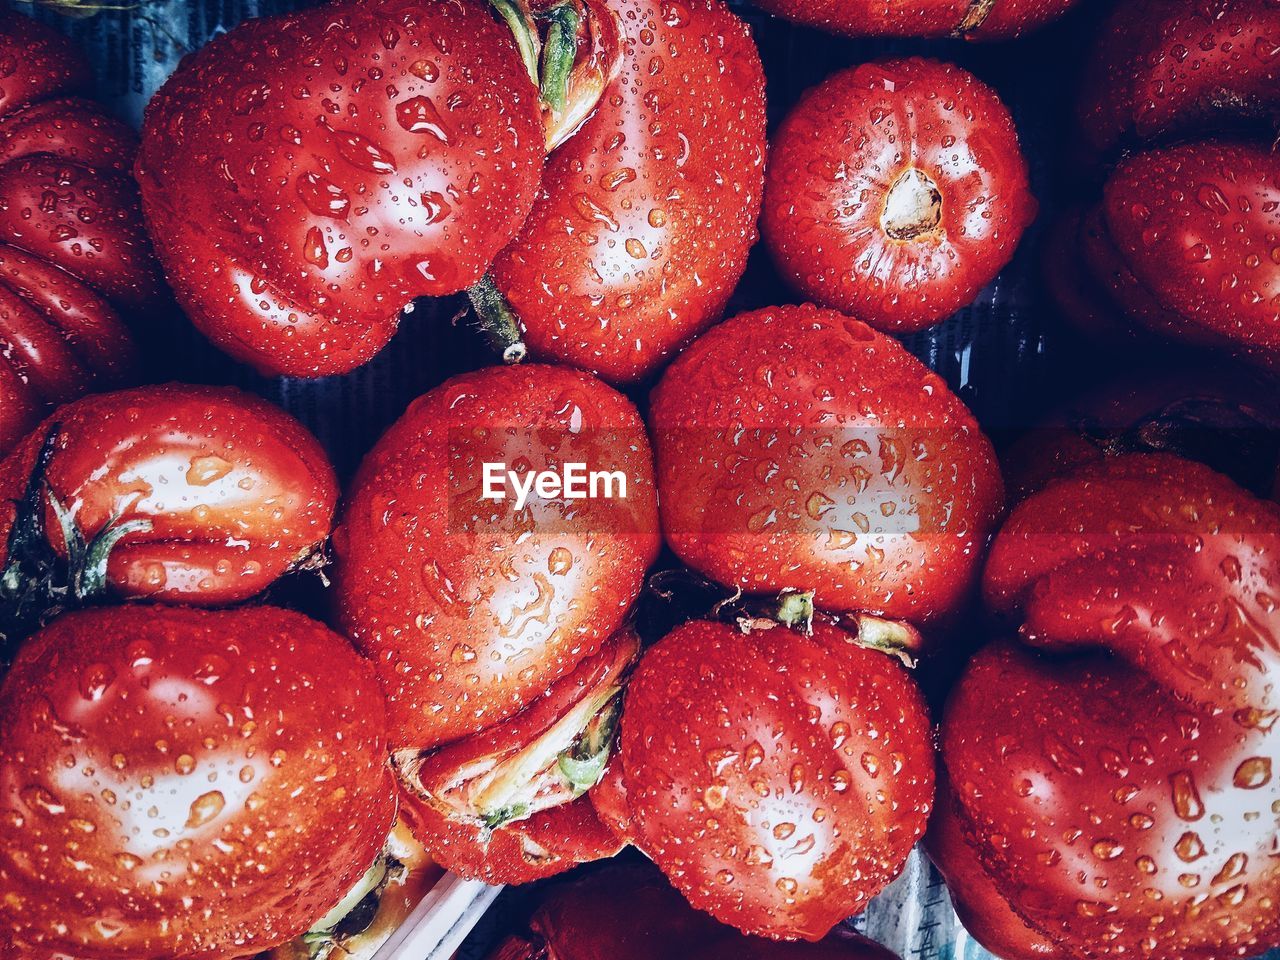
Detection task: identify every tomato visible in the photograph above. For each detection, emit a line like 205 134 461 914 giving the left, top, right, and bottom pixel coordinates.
395 628 636 882
615 618 935 941
926 784 1064 960
749 0 1077 40
943 641 1280 960
762 59 1034 334
1077 0 1280 157
334 363 658 752
136 0 547 377
940 453 1280 959
0 604 397 959
485 861 903 960
650 304 1004 625
0 383 337 612
1078 141 1280 370
486 0 767 384
0 12 159 457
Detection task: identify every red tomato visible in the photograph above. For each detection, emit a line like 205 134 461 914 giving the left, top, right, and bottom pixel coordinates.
485 862 904 960
334 363 659 752
0 383 337 607
1077 0 1280 157
488 0 766 384
1077 141 1280 370
750 0 1077 40
395 628 637 882
941 453 1280 959
0 13 159 457
762 59 1035 334
926 785 1064 960
136 0 546 377
943 641 1280 960
0 604 397 959
650 304 1004 625
616 618 935 941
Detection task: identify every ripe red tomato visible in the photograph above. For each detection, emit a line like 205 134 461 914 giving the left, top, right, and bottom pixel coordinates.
485 861 904 960
1077 0 1280 157
1077 141 1280 370
333 363 659 752
750 0 1077 40
136 0 546 377
0 604 397 959
0 383 337 608
762 59 1035 334
941 453 1280 959
487 0 767 384
0 13 159 457
395 628 636 883
615 618 935 941
650 304 1004 625
926 785 1064 960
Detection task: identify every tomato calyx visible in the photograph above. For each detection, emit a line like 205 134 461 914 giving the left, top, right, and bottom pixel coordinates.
300 854 405 958
395 630 637 837
488 0 622 151
955 0 999 35
0 423 151 662
466 273 528 365
880 167 944 241
834 611 923 667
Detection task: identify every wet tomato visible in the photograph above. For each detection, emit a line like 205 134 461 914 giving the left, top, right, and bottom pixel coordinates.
485 861 905 960
650 304 1004 625
486 0 767 384
333 363 659 752
750 0 1078 40
1077 0 1280 157
136 0 547 377
0 383 337 610
941 453 1280 960
615 618 935 941
0 12 160 456
0 604 397 959
762 59 1034 334
1078 141 1280 370
394 628 637 883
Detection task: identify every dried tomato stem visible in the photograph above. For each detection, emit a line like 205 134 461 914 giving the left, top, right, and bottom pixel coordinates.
467 275 528 364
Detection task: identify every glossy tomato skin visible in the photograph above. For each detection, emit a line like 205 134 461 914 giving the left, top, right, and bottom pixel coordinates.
1082 141 1280 369
650 304 1004 625
617 619 935 941
750 0 1076 40
763 59 1034 334
0 13 157 457
137 0 544 377
1077 0 1280 157
0 605 397 959
985 454 1280 718
0 383 337 604
939 453 1280 960
926 785 1065 960
334 364 659 752
489 0 766 385
942 640 1280 960
488 862 904 960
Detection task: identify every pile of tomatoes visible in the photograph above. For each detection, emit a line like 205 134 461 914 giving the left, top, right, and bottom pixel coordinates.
1 1 1278 959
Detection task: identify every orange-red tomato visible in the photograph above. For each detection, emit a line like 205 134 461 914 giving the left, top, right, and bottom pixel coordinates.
0 12 159 456
334 363 659 751
0 605 397 959
137 0 544 376
0 383 337 605
650 304 1004 625
763 59 1034 334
